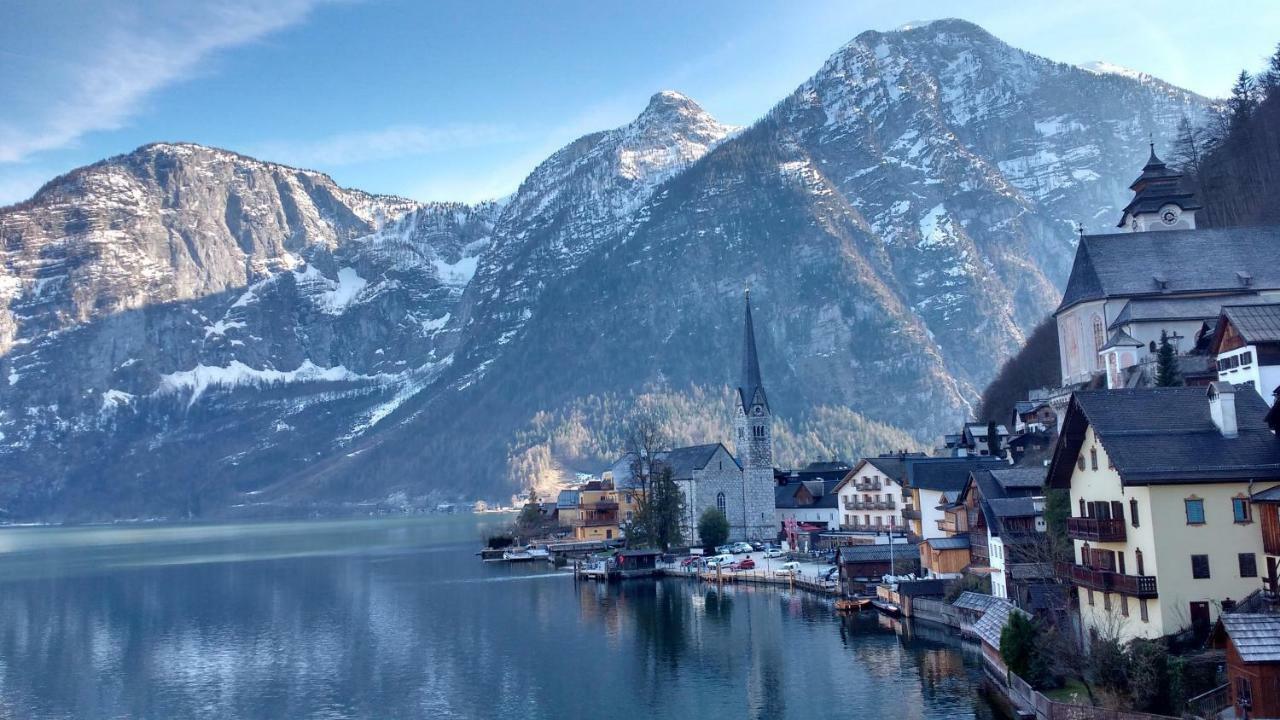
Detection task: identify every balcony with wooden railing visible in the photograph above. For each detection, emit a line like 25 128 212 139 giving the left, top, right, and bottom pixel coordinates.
843 498 896 511
1055 561 1158 598
1066 516 1126 542
852 480 883 492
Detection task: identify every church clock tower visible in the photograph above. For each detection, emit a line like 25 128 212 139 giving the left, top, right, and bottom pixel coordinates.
1117 144 1200 232
735 290 776 541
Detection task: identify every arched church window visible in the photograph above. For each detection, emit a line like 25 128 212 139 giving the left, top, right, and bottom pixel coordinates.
716 492 726 514
1093 315 1105 352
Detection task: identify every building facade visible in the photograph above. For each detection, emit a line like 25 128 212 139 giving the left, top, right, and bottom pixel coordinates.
834 457 907 533
735 291 777 541
1048 385 1280 642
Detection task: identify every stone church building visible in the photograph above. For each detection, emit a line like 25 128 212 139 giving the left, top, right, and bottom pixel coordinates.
607 292 778 543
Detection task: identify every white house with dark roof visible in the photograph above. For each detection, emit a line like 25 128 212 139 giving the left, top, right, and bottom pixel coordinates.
1211 303 1280 405
833 455 912 533
1047 384 1280 642
1054 148 1280 391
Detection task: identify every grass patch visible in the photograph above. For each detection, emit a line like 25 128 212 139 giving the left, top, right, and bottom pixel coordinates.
1044 679 1093 705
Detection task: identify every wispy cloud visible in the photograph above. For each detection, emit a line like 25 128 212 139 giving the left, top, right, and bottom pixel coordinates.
0 0 329 164
251 123 525 168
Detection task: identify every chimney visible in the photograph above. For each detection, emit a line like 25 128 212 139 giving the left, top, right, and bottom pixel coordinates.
1208 382 1238 438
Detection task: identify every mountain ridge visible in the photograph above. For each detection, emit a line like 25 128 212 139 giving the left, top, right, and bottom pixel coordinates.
0 20 1213 519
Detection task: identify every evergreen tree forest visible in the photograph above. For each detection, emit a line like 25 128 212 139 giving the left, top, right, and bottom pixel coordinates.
1173 42 1280 227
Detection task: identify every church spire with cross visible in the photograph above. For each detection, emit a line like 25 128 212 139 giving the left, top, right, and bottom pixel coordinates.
1117 142 1201 232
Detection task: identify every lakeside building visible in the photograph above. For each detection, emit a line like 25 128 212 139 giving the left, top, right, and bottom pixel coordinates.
903 457 1007 542
942 467 1048 601
833 455 915 533
570 478 640 541
1047 384 1280 642
773 469 845 535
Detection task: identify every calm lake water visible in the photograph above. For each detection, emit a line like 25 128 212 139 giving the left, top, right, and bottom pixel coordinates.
0 515 999 719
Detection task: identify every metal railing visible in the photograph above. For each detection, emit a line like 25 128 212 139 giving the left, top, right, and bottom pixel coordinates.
1055 561 1158 598
1184 683 1232 720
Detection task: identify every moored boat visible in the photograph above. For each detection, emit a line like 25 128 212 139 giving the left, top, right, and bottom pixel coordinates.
870 599 901 617
835 597 871 612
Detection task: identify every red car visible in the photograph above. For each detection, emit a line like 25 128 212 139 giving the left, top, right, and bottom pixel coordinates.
730 558 755 571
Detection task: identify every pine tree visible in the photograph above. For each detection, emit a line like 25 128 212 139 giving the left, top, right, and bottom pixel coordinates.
1154 330 1183 387
697 508 730 551
1259 41 1280 99
1170 115 1205 178
1227 70 1259 130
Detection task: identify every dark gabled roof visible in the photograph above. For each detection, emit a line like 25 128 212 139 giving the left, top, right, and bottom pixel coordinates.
987 497 1040 518
989 467 1047 491
951 591 1002 613
1055 225 1280 314
837 454 916 491
1217 614 1280 663
925 536 970 550
906 457 1006 493
1100 329 1143 351
838 543 915 563
1253 484 1280 503
1111 295 1272 330
1047 387 1280 488
972 599 1024 648
774 477 841 509
659 443 738 481
1222 303 1280 345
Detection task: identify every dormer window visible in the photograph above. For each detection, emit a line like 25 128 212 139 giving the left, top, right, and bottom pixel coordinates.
1153 275 1168 291
1237 271 1253 287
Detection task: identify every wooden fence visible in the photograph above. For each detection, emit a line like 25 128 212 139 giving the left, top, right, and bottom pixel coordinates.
988 651 1180 720
1183 683 1231 720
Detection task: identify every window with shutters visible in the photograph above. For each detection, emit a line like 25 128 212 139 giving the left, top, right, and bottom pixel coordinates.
1191 554 1210 579
1120 594 1129 617
1077 455 1086 471
1185 498 1205 525
1130 498 1139 527
1233 497 1252 524
1139 599 1149 622
1135 549 1145 576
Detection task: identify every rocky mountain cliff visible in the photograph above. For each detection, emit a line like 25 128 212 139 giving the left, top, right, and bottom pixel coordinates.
0 20 1209 519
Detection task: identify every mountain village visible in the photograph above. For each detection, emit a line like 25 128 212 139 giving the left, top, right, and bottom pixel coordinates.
503 148 1280 720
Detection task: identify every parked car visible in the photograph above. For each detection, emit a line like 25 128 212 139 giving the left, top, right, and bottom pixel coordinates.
750 541 764 551
706 554 735 569
715 545 734 555
731 542 754 554
774 561 801 577
762 546 785 559
730 558 755 571
821 566 839 581
680 556 701 568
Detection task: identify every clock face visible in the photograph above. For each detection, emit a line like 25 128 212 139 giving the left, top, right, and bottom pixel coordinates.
1160 206 1179 225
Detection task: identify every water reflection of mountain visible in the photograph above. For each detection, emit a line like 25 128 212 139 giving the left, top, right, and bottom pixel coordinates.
0 519 997 719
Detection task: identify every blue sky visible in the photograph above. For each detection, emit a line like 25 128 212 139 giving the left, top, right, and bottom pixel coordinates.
2 1 1279 206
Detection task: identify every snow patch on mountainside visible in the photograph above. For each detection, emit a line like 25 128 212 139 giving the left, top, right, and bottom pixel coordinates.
158 360 379 407
1078 61 1149 82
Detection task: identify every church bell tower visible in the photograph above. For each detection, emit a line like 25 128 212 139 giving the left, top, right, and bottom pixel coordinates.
735 290 775 540
1118 143 1201 232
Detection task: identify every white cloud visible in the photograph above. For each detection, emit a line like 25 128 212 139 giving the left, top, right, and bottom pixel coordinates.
250 123 524 168
0 0 329 164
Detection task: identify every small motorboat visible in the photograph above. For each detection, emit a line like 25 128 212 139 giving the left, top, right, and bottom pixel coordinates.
835 598 871 612
870 599 901 617
502 548 534 562
527 546 551 560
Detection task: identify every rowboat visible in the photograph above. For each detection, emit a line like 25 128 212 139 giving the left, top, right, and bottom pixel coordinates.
835 598 871 612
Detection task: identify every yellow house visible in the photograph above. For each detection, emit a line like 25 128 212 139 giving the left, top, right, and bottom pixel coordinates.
1048 385 1280 642
572 476 643 542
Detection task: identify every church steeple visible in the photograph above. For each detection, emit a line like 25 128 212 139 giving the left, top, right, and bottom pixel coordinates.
739 290 768 412
1118 142 1201 232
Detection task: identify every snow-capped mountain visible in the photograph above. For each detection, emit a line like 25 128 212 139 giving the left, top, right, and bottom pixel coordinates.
0 20 1209 519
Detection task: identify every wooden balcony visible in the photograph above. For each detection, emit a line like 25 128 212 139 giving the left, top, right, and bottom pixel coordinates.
852 480 883 492
1067 516 1126 542
902 507 921 520
843 499 896 511
1055 561 1158 598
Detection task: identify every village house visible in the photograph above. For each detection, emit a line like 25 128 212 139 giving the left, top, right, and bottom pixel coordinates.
1053 147 1280 407
1211 303 1280 405
944 467 1048 601
903 456 1006 542
943 423 1010 457
1012 395 1057 434
833 455 913 534
1211 614 1280 720
572 479 626 541
556 488 581 528
837 543 919 588
1047 384 1280 642
773 469 844 537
